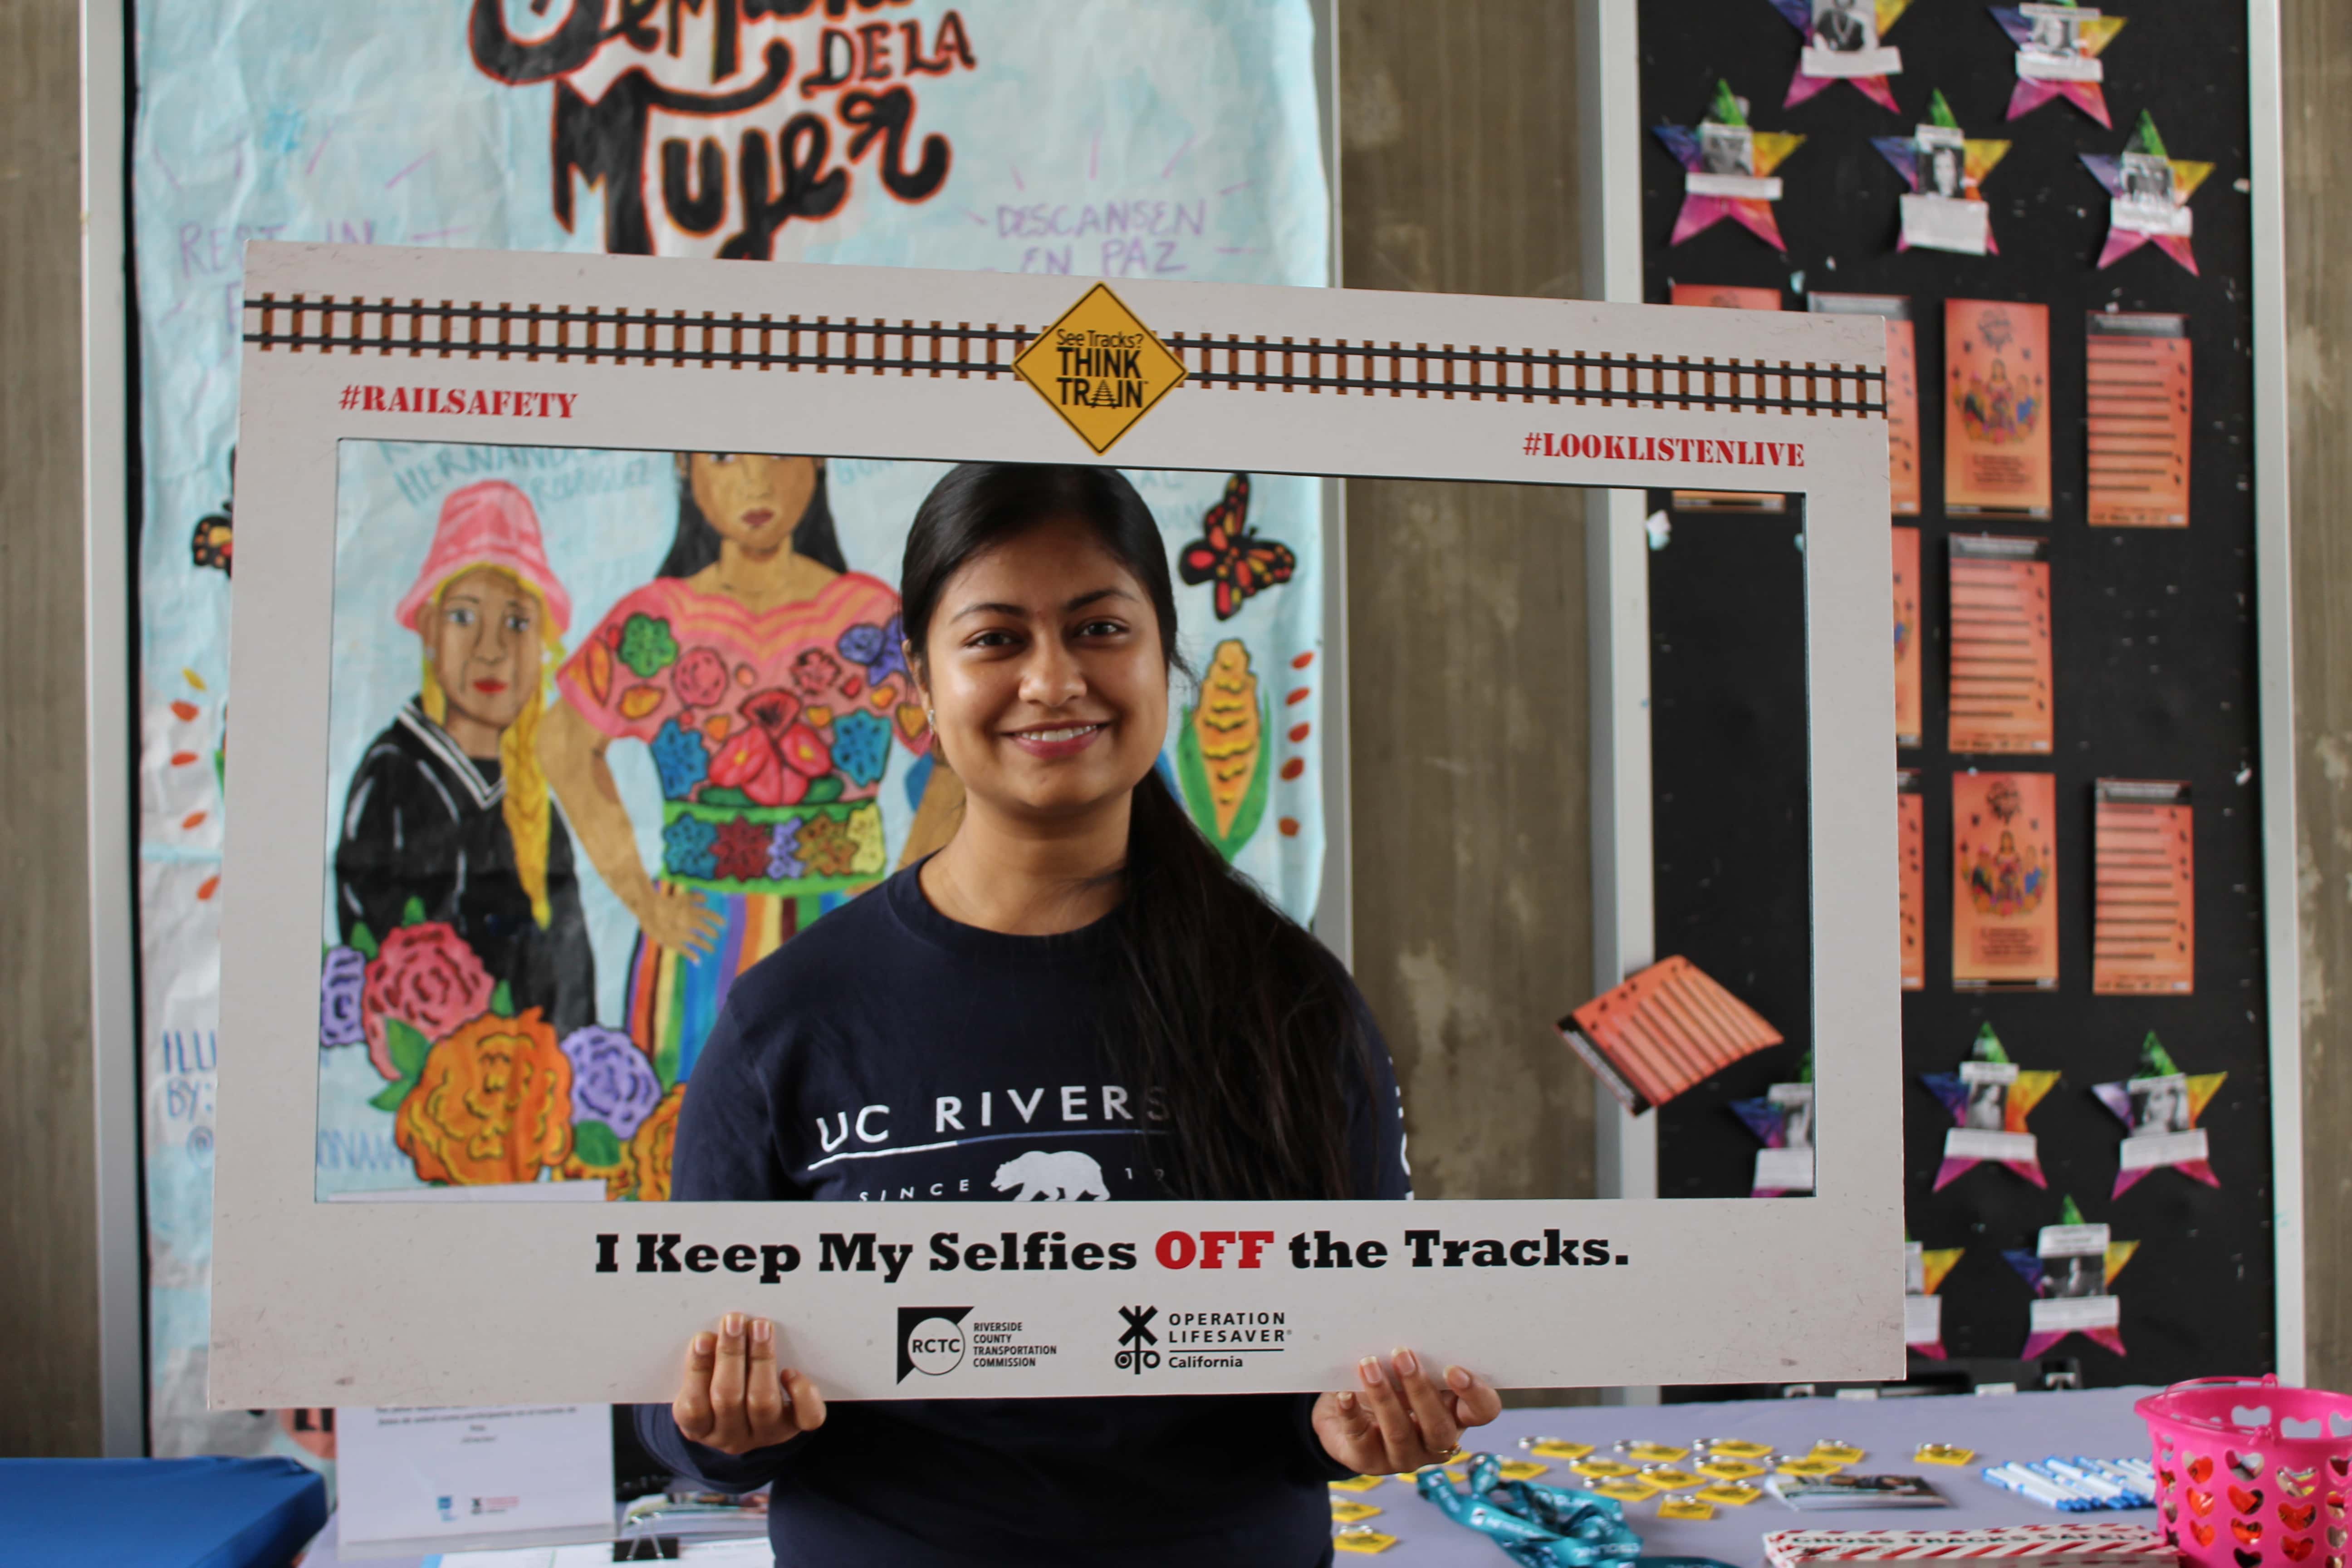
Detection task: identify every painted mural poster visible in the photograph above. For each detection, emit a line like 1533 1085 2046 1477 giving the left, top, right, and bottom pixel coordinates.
315 450 1323 1204
1892 525 1921 750
1946 534 2053 755
1898 769 1924 991
1667 283 1789 513
1943 299 2051 518
1951 770 2059 990
133 0 1330 1459
2091 779 2193 995
2085 311 2191 528
1810 293 1918 515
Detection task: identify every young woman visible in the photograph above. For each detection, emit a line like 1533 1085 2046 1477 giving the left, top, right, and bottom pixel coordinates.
539 453 961 1085
335 480 594 1034
632 464 1499 1566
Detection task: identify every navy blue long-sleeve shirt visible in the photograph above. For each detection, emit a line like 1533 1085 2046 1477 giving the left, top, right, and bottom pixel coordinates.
633 862 1410 1567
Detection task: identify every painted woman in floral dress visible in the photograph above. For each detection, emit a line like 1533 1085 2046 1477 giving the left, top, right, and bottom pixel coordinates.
540 454 960 1086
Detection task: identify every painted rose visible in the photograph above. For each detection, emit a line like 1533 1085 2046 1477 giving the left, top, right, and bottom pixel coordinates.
559 1025 663 1140
626 1084 685 1202
395 1008 573 1185
318 945 367 1048
360 922 495 1080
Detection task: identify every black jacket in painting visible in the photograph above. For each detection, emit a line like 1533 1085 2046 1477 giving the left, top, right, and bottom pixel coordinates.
334 698 595 1036
632 862 1411 1568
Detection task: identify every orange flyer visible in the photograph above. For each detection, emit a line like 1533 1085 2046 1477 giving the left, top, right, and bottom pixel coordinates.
1671 284 1787 512
1899 770 1925 992
1945 299 2052 517
1558 956 1783 1114
2086 312 2191 528
1952 771 2058 990
1672 283 1782 310
2093 779 2194 995
1947 535 2052 755
1894 526 1922 750
1813 294 1919 514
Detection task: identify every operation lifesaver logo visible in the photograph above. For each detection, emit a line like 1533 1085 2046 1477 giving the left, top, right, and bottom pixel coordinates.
1116 1303 1291 1375
1012 282 1187 454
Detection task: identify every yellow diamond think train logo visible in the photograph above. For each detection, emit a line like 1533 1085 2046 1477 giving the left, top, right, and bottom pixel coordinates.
1012 282 1187 454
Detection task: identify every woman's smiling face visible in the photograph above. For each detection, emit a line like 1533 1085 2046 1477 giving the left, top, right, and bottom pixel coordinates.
915 517 1168 823
687 452 818 555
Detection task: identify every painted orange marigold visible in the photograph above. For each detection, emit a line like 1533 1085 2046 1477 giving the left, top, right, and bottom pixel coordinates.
396 1009 573 1185
559 1152 635 1200
626 1085 686 1202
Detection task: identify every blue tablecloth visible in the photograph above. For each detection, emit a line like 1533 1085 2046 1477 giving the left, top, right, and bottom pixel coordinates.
0 1456 328 1568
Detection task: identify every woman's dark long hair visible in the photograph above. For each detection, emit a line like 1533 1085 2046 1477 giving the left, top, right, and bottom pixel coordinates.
901 463 1371 1201
659 454 848 579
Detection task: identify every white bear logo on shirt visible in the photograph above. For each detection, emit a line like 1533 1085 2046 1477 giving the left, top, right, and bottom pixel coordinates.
992 1149 1110 1201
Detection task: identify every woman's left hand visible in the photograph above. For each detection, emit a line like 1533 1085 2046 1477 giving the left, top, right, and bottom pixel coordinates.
1311 1348 1503 1475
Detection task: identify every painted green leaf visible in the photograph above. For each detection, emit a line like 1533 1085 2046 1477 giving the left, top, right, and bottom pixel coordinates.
368 1078 413 1113
386 1018 432 1082
1219 695 1275 856
1174 703 1217 838
401 895 427 927
491 980 514 1018
350 922 380 961
573 1120 623 1169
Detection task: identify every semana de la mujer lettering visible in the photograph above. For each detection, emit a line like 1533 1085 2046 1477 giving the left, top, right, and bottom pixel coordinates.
468 0 975 258
593 1226 1626 1283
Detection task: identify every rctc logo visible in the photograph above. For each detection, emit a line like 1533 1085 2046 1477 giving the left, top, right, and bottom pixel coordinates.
895 1306 971 1383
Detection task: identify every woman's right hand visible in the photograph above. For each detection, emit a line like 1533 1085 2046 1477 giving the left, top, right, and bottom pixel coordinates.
673 1313 826 1455
636 882 723 957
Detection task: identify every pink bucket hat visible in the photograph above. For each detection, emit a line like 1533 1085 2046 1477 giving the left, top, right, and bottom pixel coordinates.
394 480 572 634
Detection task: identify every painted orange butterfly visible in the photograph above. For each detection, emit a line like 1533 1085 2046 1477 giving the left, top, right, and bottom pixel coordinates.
1178 472 1295 621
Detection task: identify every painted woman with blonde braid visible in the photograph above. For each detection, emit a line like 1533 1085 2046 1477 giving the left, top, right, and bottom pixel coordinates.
334 480 596 1033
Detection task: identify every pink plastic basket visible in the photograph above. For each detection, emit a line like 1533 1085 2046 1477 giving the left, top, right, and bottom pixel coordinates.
2137 1376 2352 1568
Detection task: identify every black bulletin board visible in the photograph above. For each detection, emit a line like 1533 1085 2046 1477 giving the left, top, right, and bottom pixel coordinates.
1633 0 2274 1391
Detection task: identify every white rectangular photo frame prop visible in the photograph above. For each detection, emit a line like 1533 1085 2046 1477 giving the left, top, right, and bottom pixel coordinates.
215 242 1898 1407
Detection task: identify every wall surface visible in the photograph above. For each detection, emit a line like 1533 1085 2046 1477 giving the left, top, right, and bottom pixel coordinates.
2283 0 2352 1393
0 0 102 1455
1339 0 1597 1212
